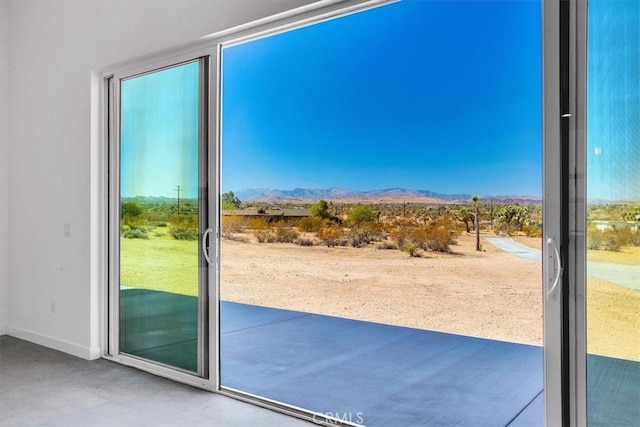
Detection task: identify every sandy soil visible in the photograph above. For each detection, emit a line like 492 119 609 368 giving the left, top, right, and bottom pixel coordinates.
587 278 640 361
221 234 544 345
221 232 639 360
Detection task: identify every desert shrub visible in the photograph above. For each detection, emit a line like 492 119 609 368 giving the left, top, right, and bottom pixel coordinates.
345 205 378 227
377 242 397 250
614 227 640 246
346 221 384 247
317 223 343 247
121 202 149 230
254 231 267 243
254 229 275 243
587 227 603 250
122 228 148 239
170 214 198 240
297 216 325 232
252 221 298 243
389 219 415 249
592 228 622 251
249 218 272 243
227 234 250 243
523 225 542 238
390 219 456 253
348 234 365 248
335 238 349 246
361 221 385 240
403 242 419 257
122 215 148 231
493 222 508 236
310 199 331 219
602 238 621 252
171 225 198 240
121 202 144 218
587 226 640 251
427 232 452 252
274 222 299 243
295 238 314 247
248 217 269 230
222 216 246 239
417 223 454 253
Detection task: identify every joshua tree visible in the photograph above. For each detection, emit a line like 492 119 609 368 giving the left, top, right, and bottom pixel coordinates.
495 204 529 236
455 206 474 233
472 196 482 251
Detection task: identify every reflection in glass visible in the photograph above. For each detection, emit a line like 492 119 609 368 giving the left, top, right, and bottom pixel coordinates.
586 1 640 424
119 62 201 372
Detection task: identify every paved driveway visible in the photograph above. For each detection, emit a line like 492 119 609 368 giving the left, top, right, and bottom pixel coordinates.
587 262 640 290
485 237 542 262
485 237 640 290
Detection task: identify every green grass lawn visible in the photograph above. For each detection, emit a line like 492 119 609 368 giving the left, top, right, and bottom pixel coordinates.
120 227 199 296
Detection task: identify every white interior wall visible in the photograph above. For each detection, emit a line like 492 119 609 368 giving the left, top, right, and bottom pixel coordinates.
3 0 316 357
0 0 9 336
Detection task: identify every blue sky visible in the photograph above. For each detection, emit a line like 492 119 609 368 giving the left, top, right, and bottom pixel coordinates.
118 0 638 202
222 0 543 197
587 0 640 202
121 62 200 198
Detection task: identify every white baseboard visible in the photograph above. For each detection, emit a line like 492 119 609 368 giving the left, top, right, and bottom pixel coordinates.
6 326 102 360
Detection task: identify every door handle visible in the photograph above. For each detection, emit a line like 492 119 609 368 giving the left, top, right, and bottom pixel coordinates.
202 228 213 266
546 237 563 298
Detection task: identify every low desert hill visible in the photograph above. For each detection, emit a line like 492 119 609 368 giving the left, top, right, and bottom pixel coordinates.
234 187 542 205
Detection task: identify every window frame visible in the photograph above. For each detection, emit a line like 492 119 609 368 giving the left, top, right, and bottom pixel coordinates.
104 49 219 391
571 0 588 425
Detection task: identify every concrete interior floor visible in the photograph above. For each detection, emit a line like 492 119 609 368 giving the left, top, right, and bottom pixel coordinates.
0 336 310 427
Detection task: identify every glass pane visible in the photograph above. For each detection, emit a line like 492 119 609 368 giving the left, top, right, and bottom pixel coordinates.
220 1 543 425
119 62 201 373
586 0 640 425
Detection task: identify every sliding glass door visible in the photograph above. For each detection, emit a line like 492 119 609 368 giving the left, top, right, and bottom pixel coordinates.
108 57 213 383
585 0 640 425
218 1 546 425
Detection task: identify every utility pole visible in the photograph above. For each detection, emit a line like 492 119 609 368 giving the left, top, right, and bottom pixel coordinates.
175 185 181 212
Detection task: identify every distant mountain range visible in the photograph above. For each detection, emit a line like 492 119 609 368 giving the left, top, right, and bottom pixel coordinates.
234 187 542 205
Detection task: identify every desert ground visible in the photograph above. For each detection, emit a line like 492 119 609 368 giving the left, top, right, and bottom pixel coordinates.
220 233 639 361
222 234 543 345
120 227 638 361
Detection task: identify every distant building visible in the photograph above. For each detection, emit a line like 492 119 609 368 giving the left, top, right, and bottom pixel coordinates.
592 220 639 232
222 208 311 222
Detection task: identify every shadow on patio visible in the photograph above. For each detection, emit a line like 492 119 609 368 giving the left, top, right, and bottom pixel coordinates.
120 290 639 426
221 301 543 426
